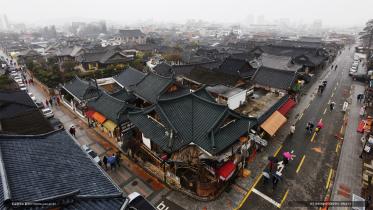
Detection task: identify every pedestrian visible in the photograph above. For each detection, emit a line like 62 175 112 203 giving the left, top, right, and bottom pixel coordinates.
330 101 335 111
331 64 334 69
56 96 61 106
357 94 361 102
49 98 53 107
102 156 108 170
30 78 34 85
309 122 314 133
109 154 116 170
360 106 366 118
116 152 121 167
335 65 338 70
262 169 270 185
45 99 49 107
290 124 295 135
69 126 76 137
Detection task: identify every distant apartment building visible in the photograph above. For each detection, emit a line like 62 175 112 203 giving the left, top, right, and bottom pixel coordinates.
114 29 146 45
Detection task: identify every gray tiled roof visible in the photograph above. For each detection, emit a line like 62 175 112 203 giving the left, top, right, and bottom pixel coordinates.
131 72 174 103
0 91 36 119
260 53 302 72
153 63 173 77
128 90 257 155
113 67 146 89
62 76 100 101
252 67 297 90
118 29 145 38
0 131 123 209
88 92 132 124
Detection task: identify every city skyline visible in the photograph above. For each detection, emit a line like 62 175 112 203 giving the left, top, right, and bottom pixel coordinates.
3 0 373 27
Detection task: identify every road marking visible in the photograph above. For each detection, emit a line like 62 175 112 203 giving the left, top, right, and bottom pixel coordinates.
326 169 333 189
323 108 327 114
311 132 317 142
252 188 280 208
340 124 344 135
298 113 303 120
306 103 310 110
296 155 306 173
334 87 337 91
335 143 340 153
331 92 334 98
279 189 290 208
274 145 283 157
328 99 331 104
236 174 263 209
336 82 339 86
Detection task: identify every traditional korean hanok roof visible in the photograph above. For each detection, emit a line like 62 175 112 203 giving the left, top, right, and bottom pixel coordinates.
0 131 124 209
259 53 302 72
186 66 241 87
113 66 146 89
215 57 256 78
128 88 257 156
131 72 174 104
252 66 297 90
118 29 145 38
87 91 134 124
153 63 173 77
62 76 100 101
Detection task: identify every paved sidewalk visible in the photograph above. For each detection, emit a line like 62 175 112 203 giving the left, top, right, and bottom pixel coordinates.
330 83 364 204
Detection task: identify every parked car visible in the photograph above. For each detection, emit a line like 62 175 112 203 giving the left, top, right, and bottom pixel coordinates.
124 192 157 210
18 83 27 91
41 107 54 118
82 144 101 166
35 101 44 109
48 118 64 130
28 92 37 102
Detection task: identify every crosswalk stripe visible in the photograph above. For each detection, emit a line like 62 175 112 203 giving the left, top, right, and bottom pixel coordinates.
252 188 281 208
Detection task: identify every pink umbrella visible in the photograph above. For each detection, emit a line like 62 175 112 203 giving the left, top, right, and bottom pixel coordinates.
283 152 292 160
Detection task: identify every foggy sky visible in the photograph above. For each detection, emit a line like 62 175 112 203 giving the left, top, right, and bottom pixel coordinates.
3 0 373 27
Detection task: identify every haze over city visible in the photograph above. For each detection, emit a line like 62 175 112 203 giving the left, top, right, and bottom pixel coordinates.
3 0 373 27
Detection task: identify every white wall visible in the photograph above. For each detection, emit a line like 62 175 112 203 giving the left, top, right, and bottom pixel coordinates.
227 90 247 110
142 134 152 150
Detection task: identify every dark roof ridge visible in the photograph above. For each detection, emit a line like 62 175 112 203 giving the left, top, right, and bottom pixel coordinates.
0 129 61 139
76 193 123 199
206 108 229 134
156 105 178 134
127 105 156 115
34 189 80 202
0 145 11 205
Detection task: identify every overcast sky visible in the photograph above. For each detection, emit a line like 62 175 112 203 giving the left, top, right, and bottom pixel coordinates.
3 0 372 27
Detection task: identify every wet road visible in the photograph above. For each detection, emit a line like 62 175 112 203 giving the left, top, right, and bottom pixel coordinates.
240 47 356 210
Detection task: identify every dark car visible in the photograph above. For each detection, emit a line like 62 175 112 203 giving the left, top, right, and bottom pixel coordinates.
48 118 64 130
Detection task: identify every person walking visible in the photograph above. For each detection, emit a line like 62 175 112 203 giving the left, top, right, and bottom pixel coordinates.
49 98 53 107
102 156 108 170
45 99 49 107
331 64 334 69
330 101 335 111
109 154 116 170
116 152 121 167
335 65 338 70
360 106 366 118
56 96 61 106
290 124 296 135
69 126 76 137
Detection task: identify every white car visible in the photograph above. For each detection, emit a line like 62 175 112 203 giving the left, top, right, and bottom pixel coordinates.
19 83 27 91
41 108 54 118
28 92 37 102
82 144 101 165
124 192 156 210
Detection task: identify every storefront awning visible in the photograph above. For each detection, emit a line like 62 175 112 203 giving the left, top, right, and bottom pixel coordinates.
278 98 296 116
217 161 236 181
103 120 117 132
260 111 287 137
92 112 106 124
85 110 95 119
